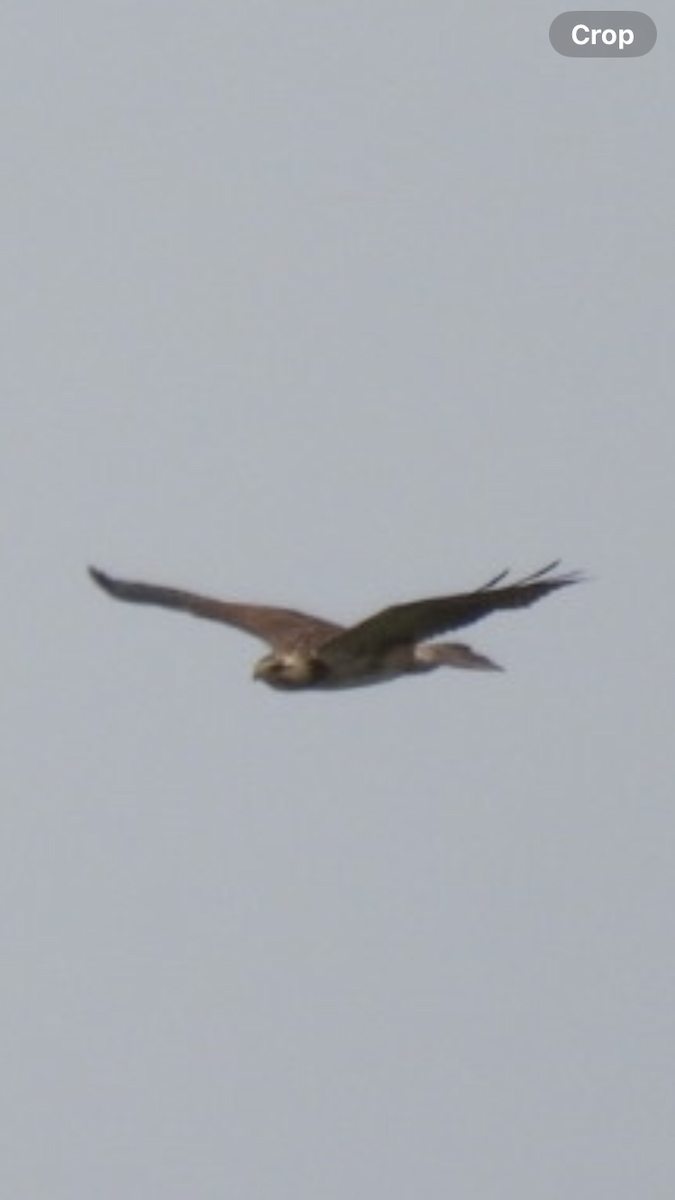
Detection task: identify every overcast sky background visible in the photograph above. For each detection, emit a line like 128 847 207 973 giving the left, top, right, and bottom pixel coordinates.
3 3 674 1197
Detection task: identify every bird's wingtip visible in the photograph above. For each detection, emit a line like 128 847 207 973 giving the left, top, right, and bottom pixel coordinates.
88 565 114 593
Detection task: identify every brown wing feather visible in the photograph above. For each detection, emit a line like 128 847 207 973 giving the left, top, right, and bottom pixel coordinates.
318 562 582 665
88 567 342 653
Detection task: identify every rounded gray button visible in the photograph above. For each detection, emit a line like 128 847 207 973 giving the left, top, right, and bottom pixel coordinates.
549 11 657 57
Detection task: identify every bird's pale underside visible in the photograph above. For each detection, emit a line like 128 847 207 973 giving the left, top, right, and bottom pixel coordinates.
88 561 581 692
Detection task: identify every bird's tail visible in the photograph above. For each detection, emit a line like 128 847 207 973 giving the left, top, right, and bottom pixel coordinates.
418 641 504 672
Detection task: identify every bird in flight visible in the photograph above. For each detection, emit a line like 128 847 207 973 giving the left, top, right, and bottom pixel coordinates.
88 560 581 692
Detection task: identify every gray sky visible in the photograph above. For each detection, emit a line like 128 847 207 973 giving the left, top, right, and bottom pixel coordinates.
3 3 674 1197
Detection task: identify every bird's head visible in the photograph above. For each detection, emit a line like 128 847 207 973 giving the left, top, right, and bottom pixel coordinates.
253 651 317 690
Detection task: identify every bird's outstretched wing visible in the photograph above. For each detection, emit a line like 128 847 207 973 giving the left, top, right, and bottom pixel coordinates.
88 567 342 653
318 561 581 666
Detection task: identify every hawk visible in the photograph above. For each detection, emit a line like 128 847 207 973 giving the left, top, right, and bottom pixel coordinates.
88 560 581 692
